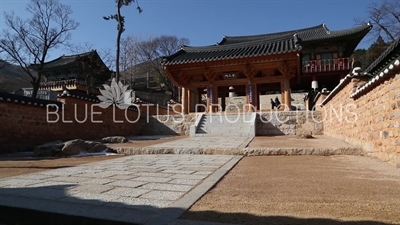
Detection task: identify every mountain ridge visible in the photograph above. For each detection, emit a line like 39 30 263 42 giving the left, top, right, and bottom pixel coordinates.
0 60 33 92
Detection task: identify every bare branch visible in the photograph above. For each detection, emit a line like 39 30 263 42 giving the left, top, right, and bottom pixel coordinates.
355 0 400 43
0 0 79 98
122 35 189 99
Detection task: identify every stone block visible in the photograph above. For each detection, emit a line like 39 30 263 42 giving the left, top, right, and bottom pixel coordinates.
140 190 185 201
107 180 147 188
141 183 193 192
168 178 201 185
63 192 121 205
69 184 114 194
103 187 150 197
132 176 172 183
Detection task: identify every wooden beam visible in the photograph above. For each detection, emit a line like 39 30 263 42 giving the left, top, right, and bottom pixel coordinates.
165 53 299 72
164 66 181 87
188 75 285 88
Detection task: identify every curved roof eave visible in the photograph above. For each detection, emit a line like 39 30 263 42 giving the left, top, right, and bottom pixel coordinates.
365 37 400 73
28 50 99 69
218 23 372 45
219 24 324 45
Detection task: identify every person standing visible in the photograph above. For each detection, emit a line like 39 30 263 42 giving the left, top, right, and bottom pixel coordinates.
275 97 281 109
270 98 276 109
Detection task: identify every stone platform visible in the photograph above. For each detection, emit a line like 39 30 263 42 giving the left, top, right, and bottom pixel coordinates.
108 135 363 156
0 154 241 225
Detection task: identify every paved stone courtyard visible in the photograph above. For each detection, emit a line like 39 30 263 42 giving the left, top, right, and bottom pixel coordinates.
0 154 242 225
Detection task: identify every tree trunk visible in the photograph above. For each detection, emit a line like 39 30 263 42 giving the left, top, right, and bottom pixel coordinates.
31 78 41 98
115 1 123 83
373 18 396 42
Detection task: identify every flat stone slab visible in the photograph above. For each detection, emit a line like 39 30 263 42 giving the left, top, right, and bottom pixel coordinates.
109 135 362 156
110 137 253 155
0 154 242 225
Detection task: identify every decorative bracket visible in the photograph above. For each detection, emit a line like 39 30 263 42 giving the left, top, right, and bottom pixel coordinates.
204 68 216 84
180 71 192 85
244 64 256 80
278 61 297 76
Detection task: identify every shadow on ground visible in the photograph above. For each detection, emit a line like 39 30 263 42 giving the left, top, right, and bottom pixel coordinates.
0 184 158 225
0 185 396 225
180 211 396 225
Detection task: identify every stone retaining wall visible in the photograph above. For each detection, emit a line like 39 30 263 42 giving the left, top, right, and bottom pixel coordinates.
316 74 400 167
140 111 322 136
256 111 323 136
140 114 197 136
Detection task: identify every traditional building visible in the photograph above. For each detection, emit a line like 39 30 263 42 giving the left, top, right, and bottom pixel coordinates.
29 50 112 95
162 23 372 113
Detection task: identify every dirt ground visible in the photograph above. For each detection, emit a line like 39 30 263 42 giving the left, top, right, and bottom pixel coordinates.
182 155 400 225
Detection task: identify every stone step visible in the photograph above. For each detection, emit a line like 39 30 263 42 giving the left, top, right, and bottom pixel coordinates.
193 114 256 137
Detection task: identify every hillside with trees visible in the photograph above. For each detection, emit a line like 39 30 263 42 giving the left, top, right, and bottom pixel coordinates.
354 0 400 68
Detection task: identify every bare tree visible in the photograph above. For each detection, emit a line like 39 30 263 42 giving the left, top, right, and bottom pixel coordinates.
355 0 400 42
134 35 189 99
120 35 139 88
0 0 79 98
103 0 142 83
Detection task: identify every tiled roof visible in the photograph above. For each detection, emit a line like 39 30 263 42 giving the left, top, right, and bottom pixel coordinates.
350 37 400 98
220 23 372 45
58 90 138 111
29 50 103 69
58 90 101 102
364 38 400 74
319 71 370 106
163 34 302 65
163 23 372 66
0 91 61 108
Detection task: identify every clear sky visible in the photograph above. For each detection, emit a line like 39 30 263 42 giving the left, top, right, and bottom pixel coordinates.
1 0 376 62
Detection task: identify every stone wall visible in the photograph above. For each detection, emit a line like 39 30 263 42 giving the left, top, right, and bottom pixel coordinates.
140 114 197 136
0 95 144 152
140 111 322 137
256 111 323 135
220 93 307 112
316 74 400 167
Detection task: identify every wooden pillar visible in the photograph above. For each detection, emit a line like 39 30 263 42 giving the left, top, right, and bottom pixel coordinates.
253 83 258 110
206 87 210 113
221 87 226 111
282 78 291 111
181 87 189 114
187 88 191 113
178 87 181 102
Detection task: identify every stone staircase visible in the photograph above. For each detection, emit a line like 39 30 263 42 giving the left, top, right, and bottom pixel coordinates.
190 113 256 137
